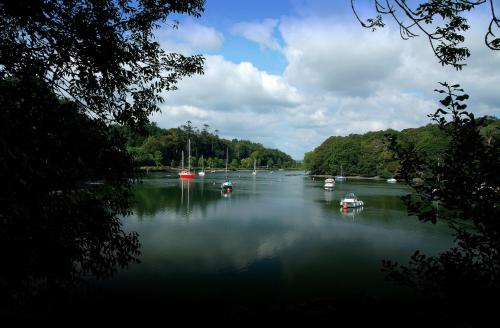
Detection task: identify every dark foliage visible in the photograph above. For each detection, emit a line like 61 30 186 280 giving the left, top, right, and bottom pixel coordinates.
0 76 141 314
0 0 205 129
0 0 205 316
382 84 500 323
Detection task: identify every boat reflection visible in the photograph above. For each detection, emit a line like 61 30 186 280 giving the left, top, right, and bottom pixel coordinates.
340 206 364 220
132 178 220 219
323 190 335 204
180 178 195 217
221 190 232 199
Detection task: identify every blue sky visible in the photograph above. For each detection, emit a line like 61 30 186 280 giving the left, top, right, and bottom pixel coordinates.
153 0 500 159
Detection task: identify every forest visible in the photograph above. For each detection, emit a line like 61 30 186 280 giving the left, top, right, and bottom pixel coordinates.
116 121 297 169
304 116 499 177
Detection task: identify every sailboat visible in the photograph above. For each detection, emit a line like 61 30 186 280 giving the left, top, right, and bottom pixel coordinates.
335 164 346 181
252 158 257 175
198 154 206 176
221 148 233 192
179 139 196 179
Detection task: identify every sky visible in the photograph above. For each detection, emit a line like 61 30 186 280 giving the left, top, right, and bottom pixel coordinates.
152 0 500 159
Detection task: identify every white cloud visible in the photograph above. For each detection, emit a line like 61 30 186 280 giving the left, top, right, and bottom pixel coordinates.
231 19 281 50
152 13 500 160
161 55 303 113
156 20 224 54
280 18 404 96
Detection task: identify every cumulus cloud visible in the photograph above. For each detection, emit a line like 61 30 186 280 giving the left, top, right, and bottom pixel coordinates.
231 19 281 50
161 55 303 113
153 13 500 159
156 19 224 54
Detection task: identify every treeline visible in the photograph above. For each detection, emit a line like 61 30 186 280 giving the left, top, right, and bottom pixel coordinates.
304 116 499 177
116 121 297 169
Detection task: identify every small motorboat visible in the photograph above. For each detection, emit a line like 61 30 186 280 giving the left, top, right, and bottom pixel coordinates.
340 192 364 208
221 180 233 192
387 177 397 183
324 178 335 190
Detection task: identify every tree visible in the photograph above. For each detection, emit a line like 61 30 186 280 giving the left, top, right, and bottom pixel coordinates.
383 84 500 323
352 0 499 70
0 0 205 128
0 0 205 314
240 157 253 169
153 151 163 167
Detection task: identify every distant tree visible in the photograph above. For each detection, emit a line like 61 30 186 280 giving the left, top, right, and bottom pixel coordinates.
240 157 253 169
153 151 163 167
230 158 239 169
352 0 499 69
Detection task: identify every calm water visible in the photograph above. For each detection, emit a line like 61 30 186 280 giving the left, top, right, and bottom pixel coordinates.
100 171 453 304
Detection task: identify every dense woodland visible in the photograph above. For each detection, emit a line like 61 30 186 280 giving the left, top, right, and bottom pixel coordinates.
117 121 297 169
304 116 500 177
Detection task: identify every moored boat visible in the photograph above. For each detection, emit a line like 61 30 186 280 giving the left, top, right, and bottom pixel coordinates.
340 192 364 208
198 154 206 176
324 178 335 190
179 139 195 179
335 164 346 181
221 148 233 192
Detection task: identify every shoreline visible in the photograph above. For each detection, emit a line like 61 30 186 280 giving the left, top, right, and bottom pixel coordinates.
139 166 303 172
308 174 385 180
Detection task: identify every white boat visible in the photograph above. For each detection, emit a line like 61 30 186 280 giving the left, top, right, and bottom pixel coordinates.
252 158 257 175
324 178 335 190
340 192 364 208
335 164 346 181
387 177 397 183
221 148 233 192
198 154 206 176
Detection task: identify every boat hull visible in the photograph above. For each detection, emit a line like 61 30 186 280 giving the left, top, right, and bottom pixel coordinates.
179 172 196 179
340 200 364 208
324 183 335 190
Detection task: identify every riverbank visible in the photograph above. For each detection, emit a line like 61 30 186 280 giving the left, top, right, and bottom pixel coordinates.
139 166 303 172
308 174 385 180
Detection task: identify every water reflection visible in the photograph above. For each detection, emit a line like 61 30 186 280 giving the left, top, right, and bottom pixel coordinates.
132 176 221 219
340 206 364 220
117 172 455 305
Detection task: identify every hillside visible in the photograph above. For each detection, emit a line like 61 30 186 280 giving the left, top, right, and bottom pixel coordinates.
117 122 297 169
304 116 499 177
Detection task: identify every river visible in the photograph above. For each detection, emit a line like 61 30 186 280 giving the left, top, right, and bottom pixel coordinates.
89 170 453 311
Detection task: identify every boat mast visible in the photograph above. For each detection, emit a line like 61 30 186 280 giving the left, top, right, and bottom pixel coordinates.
225 148 228 180
188 139 191 171
181 151 184 170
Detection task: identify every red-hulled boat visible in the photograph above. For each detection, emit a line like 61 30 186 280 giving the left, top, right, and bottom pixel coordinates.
179 139 196 180
179 169 196 179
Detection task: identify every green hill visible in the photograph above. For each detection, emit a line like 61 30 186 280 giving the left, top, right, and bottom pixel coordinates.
116 122 297 169
304 116 499 177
